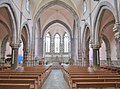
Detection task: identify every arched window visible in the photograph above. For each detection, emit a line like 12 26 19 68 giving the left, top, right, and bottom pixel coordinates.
26 0 30 13
54 34 60 53
64 33 69 53
83 0 87 13
45 33 51 53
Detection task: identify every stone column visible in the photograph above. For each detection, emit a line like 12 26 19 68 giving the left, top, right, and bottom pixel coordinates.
106 48 112 66
113 23 120 41
39 38 43 60
114 0 119 23
117 42 120 65
1 49 5 64
36 19 42 60
84 50 89 67
10 43 20 70
60 41 63 63
117 42 120 60
115 40 120 66
78 27 82 65
23 50 27 67
71 38 75 64
113 23 120 62
113 0 120 63
23 49 30 67
51 38 54 62
71 20 77 64
31 26 35 61
92 45 100 70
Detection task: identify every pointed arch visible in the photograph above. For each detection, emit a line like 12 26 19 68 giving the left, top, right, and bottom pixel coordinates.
34 0 79 23
102 34 111 66
20 23 31 66
92 1 116 45
34 0 79 43
0 1 18 44
82 23 90 50
21 22 30 51
82 23 91 66
42 20 72 39
33 0 80 61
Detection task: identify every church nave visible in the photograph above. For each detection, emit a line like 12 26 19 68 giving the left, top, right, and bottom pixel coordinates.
41 69 69 89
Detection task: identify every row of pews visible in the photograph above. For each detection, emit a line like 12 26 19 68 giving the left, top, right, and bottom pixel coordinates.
62 65 120 89
0 65 52 89
101 66 120 74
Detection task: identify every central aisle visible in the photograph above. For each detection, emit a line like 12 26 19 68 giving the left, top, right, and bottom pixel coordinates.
41 70 69 89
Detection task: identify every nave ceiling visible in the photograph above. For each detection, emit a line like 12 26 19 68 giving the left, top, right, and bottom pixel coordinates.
30 0 81 33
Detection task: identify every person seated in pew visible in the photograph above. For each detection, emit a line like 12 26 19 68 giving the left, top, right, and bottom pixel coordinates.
16 62 24 71
88 65 94 72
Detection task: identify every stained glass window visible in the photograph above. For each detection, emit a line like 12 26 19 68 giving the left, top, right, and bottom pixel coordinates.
54 34 60 53
45 33 50 53
64 33 69 53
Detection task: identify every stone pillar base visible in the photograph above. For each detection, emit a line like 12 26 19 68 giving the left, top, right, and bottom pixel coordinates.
93 65 100 71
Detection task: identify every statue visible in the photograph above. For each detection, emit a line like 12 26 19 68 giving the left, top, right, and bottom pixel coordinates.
69 58 74 65
5 54 12 64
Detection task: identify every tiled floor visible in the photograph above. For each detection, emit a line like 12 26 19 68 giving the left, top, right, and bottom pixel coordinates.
41 70 69 89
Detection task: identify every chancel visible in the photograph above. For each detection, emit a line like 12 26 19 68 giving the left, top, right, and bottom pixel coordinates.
0 0 120 89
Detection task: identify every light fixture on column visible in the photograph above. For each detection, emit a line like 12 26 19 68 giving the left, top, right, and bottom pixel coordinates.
81 19 85 21
94 0 99 1
27 18 31 21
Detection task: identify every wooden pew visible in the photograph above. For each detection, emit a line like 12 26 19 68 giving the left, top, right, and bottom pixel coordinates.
75 82 120 89
71 78 120 88
0 83 32 89
0 65 52 89
0 79 37 89
101 66 120 74
0 75 39 89
69 72 118 75
68 71 120 88
63 65 118 75
0 75 40 80
0 73 42 89
70 74 120 78
63 65 120 89
23 65 51 85
71 78 120 82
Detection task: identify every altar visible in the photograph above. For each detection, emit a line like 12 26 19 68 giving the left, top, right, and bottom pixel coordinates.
52 56 62 69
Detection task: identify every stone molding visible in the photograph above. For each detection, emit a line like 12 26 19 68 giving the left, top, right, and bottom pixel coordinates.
91 44 101 49
113 23 120 42
10 43 20 48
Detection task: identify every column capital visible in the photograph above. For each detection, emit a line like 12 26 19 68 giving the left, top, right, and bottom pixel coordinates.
23 48 30 53
113 23 120 42
10 43 20 48
91 44 101 49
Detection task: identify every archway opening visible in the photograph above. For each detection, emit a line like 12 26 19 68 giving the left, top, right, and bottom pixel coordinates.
21 25 30 66
82 26 90 67
97 9 115 66
43 23 71 65
0 6 15 67
35 4 75 65
99 40 106 66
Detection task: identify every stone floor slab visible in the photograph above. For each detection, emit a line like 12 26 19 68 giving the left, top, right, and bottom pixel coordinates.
41 70 69 89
